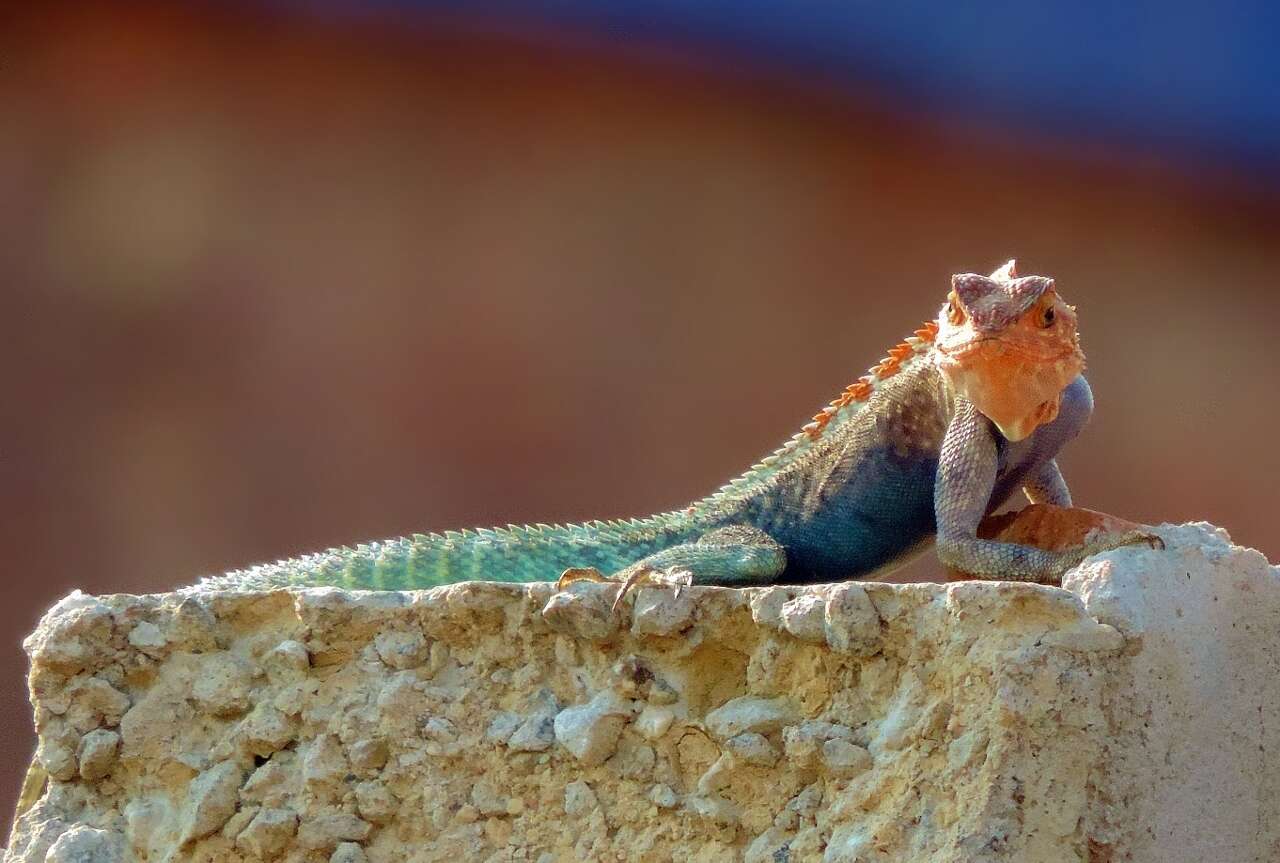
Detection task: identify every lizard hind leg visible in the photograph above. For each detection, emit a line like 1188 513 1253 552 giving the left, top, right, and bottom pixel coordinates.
557 525 787 612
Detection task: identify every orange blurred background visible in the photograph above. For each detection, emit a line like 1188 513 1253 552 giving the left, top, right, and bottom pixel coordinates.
4 2 1279 825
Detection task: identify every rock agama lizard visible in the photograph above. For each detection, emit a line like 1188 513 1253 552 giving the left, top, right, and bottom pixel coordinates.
202 261 1159 598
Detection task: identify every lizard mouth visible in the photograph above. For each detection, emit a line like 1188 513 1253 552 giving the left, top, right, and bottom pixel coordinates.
936 337 1077 364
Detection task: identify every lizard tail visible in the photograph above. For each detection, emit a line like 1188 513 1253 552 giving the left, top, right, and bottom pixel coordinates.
193 516 703 592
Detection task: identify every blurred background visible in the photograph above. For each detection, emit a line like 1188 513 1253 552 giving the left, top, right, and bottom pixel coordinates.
4 0 1280 826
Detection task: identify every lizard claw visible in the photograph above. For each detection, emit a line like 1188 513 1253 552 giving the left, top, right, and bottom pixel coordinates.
1116 529 1165 552
557 566 695 615
555 566 669 615
608 567 695 614
610 569 648 614
1071 529 1166 565
669 568 694 600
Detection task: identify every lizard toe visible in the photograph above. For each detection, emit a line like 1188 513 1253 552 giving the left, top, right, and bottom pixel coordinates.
556 566 610 591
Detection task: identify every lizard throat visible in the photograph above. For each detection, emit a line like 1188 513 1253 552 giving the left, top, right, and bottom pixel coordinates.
937 345 1084 442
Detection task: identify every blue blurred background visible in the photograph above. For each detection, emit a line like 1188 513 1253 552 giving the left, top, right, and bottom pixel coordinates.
4 0 1280 823
354 0 1280 169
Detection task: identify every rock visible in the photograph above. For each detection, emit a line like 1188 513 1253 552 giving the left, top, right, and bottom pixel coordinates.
747 587 791 630
127 621 167 655
782 720 857 769
745 827 792 863
704 696 798 740
685 792 740 827
69 677 131 728
10 522 1280 863
779 593 827 643
823 583 881 656
553 691 634 765
821 738 872 777
191 652 253 716
470 781 513 817
241 758 293 807
347 737 388 772
649 784 679 809
222 807 259 843
610 737 656 779
296 813 372 850
484 711 521 744
170 596 219 650
506 691 559 752
44 825 125 863
179 760 243 843
35 737 77 782
419 716 457 744
330 843 368 863
647 676 680 705
355 780 398 823
77 728 119 780
22 592 113 675
302 733 349 788
239 704 297 756
1040 619 1126 652
541 585 618 641
630 586 696 636
824 825 874 863
724 731 778 767
374 627 429 669
235 808 298 859
264 639 311 679
634 704 675 741
562 779 598 815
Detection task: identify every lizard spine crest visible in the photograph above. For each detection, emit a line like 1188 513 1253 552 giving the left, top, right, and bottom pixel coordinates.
700 321 939 505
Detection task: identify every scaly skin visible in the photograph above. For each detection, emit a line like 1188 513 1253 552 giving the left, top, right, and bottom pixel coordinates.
199 261 1158 594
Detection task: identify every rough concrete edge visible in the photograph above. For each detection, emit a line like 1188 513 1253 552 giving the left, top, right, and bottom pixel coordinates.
1065 522 1280 863
8 520 1277 862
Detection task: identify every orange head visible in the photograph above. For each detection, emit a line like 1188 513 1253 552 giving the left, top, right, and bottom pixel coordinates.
934 260 1085 441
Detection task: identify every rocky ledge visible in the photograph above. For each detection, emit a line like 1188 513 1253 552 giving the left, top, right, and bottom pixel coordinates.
6 523 1279 863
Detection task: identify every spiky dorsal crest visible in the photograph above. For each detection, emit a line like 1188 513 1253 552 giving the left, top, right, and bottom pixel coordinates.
701 321 938 504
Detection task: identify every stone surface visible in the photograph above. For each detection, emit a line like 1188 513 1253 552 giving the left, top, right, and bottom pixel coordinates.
5 522 1278 862
1062 522 1280 863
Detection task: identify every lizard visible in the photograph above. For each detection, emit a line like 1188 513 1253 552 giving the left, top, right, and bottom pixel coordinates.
199 260 1159 600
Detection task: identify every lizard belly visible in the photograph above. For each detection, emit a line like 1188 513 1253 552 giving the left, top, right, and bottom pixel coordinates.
764 448 939 583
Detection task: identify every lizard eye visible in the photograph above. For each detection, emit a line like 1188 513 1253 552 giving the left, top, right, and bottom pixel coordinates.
947 293 964 325
1037 305 1055 328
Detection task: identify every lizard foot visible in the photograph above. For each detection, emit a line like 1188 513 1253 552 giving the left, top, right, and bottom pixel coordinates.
948 504 1165 582
556 566 693 614
1079 528 1165 555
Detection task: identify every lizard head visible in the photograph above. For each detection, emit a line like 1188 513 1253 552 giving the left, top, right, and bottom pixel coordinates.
933 260 1085 442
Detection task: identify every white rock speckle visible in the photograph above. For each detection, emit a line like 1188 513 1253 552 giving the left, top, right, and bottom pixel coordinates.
705 696 797 740
553 691 633 765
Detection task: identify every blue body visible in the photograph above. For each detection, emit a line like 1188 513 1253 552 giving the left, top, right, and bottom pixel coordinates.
745 375 1094 583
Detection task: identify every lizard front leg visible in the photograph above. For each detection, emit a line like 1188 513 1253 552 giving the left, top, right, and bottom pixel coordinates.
936 402 1160 583
557 525 786 611
1021 458 1073 507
